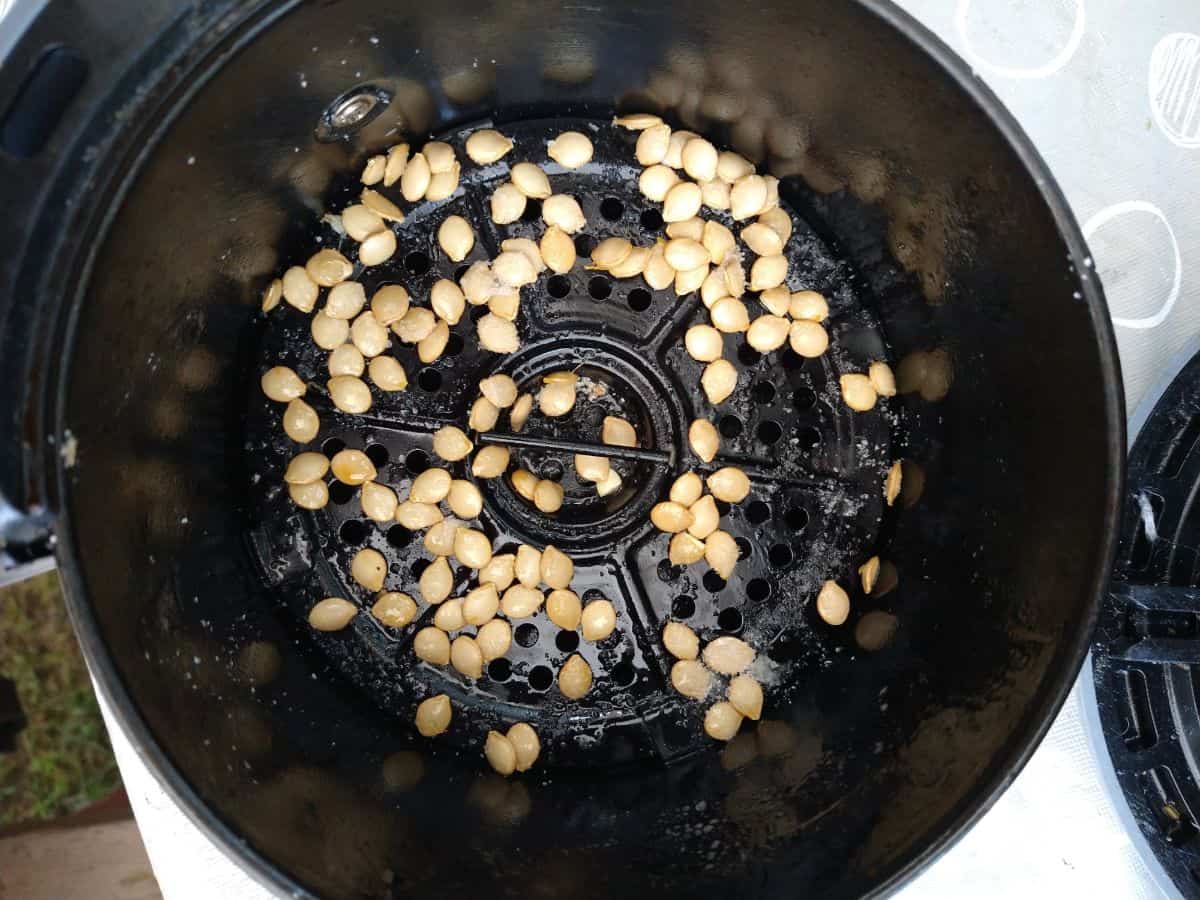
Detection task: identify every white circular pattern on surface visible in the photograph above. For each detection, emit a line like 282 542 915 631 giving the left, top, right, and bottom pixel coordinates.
1082 200 1181 330
954 0 1086 79
1148 32 1200 148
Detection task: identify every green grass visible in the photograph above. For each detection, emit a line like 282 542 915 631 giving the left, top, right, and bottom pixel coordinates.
0 571 120 825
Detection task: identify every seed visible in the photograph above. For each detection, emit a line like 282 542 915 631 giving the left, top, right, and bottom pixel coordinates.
581 598 617 642
702 635 755 674
840 373 877 412
343 204 385 242
418 141 452 175
674 264 709 296
788 290 828 322
348 312 388 357
614 112 663 130
289 480 329 510
366 355 406 392
432 426 473 462
537 480 564 513
262 366 306 402
359 229 398 267
600 415 636 448
663 622 699 659
395 500 442 529
417 320 448 364
307 249 353 286
663 237 708 272
757 206 793 244
701 359 738 404
372 591 417 628
651 501 694 533
574 453 610 483
671 659 711 699
282 266 319 312
435 216 474 263
360 188 405 222
450 635 484 679
446 480 483 519
351 548 387 592
700 222 736 267
489 254 534 292
662 182 702 223
539 225 576 274
789 320 829 358
538 379 576 417
609 245 650 279
477 619 512 661
434 599 465 632
869 361 897 397
730 174 768 220
667 531 705 565
459 262 498 306
682 325 723 364
884 461 902 506
502 237 547 274
466 129 514 164
541 194 587 234
409 467 451 504
399 151 430 202
463 583 500 626
506 722 540 772
415 694 452 736
717 150 754 183
325 281 366 320
371 285 411 326
763 176 780 212
455 528 493 569
740 223 783 257
681 137 718 182
477 314 520 354
710 297 750 333
490 182 526 224
684 496 717 541
666 218 703 243
471 375 516 411
388 309 436 345
478 554 516 591
383 143 408 186
635 123 672 165
422 517 460 556
704 529 739 580
595 468 623 497
644 244 675 289
510 393 533 431
700 179 731 210
558 654 593 699
816 580 850 625
328 374 372 414
590 237 633 270
749 254 787 292
424 162 463 201
311 312 349 350
509 163 551 201
726 674 763 721
541 544 573 589
361 154 386 185
309 597 357 632
501 584 544 619
547 130 593 169
511 469 538 502
285 451 329 484
488 292 520 320
665 473 701 508
330 449 376 487
514 544 541 587
471 445 511 480
746 314 790 353
639 165 680 202
666 128 700 168
484 729 516 775
414 626 452 664
688 419 719 463
419 557 454 605
546 589 582 630
261 278 283 313
704 701 743 741
361 481 399 522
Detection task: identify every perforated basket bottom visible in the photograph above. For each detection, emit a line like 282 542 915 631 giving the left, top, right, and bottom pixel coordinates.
245 116 897 767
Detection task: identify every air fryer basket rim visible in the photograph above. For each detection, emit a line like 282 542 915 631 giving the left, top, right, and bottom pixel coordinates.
20 0 1123 896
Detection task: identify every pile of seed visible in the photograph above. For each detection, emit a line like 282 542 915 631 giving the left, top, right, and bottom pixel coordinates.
259 112 904 768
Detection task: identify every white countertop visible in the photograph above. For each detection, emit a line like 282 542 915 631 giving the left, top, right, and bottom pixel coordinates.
65 0 1200 895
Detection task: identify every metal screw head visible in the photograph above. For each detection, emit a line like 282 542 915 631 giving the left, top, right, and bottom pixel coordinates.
329 93 379 129
316 85 392 142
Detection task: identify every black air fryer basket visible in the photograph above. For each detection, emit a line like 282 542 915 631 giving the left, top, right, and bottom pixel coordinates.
0 1 1123 897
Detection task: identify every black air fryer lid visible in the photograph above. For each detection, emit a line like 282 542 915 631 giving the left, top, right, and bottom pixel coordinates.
1092 342 1200 898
